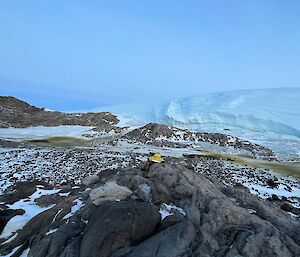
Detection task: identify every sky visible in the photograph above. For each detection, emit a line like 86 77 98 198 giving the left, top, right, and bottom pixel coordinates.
0 1 299 111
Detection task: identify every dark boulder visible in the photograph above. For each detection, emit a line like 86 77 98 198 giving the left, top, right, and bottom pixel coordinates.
80 201 161 257
112 221 195 257
266 179 279 188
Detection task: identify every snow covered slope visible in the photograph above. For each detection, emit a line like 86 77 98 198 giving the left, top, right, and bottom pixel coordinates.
98 88 300 138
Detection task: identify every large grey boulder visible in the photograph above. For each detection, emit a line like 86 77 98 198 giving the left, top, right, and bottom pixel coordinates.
80 201 161 257
89 181 132 206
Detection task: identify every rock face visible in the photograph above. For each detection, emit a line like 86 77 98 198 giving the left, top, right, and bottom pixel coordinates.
146 164 300 257
80 201 161 257
27 214 85 257
0 96 119 128
0 164 299 257
89 181 133 205
0 196 78 256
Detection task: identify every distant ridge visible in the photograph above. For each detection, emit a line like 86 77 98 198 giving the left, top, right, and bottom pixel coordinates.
0 96 118 128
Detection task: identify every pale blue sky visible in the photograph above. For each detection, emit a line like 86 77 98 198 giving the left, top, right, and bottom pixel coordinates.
0 1 299 110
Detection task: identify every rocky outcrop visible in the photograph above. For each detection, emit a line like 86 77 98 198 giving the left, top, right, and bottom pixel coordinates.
124 123 276 159
0 96 119 128
126 123 175 140
0 196 77 256
146 164 300 257
0 164 299 257
89 181 133 205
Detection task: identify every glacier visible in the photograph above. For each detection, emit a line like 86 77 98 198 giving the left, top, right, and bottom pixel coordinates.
97 88 300 137
95 88 300 159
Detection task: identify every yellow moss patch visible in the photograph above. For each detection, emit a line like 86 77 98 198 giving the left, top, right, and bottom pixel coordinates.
200 151 300 179
28 136 89 147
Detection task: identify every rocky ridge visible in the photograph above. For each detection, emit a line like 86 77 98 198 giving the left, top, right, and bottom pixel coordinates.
123 123 276 160
0 96 119 128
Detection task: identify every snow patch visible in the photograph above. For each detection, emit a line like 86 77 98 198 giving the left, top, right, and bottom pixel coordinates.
0 126 95 141
46 228 58 235
159 203 186 220
63 199 84 219
0 187 60 239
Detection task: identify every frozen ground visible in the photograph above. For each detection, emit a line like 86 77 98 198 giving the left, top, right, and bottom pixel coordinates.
0 126 95 141
1 143 299 213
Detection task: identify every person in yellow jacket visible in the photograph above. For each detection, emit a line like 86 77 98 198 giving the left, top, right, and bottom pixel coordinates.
142 153 165 171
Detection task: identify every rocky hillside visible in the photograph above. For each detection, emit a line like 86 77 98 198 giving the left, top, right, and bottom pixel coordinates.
0 163 299 257
124 123 276 160
0 96 119 128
